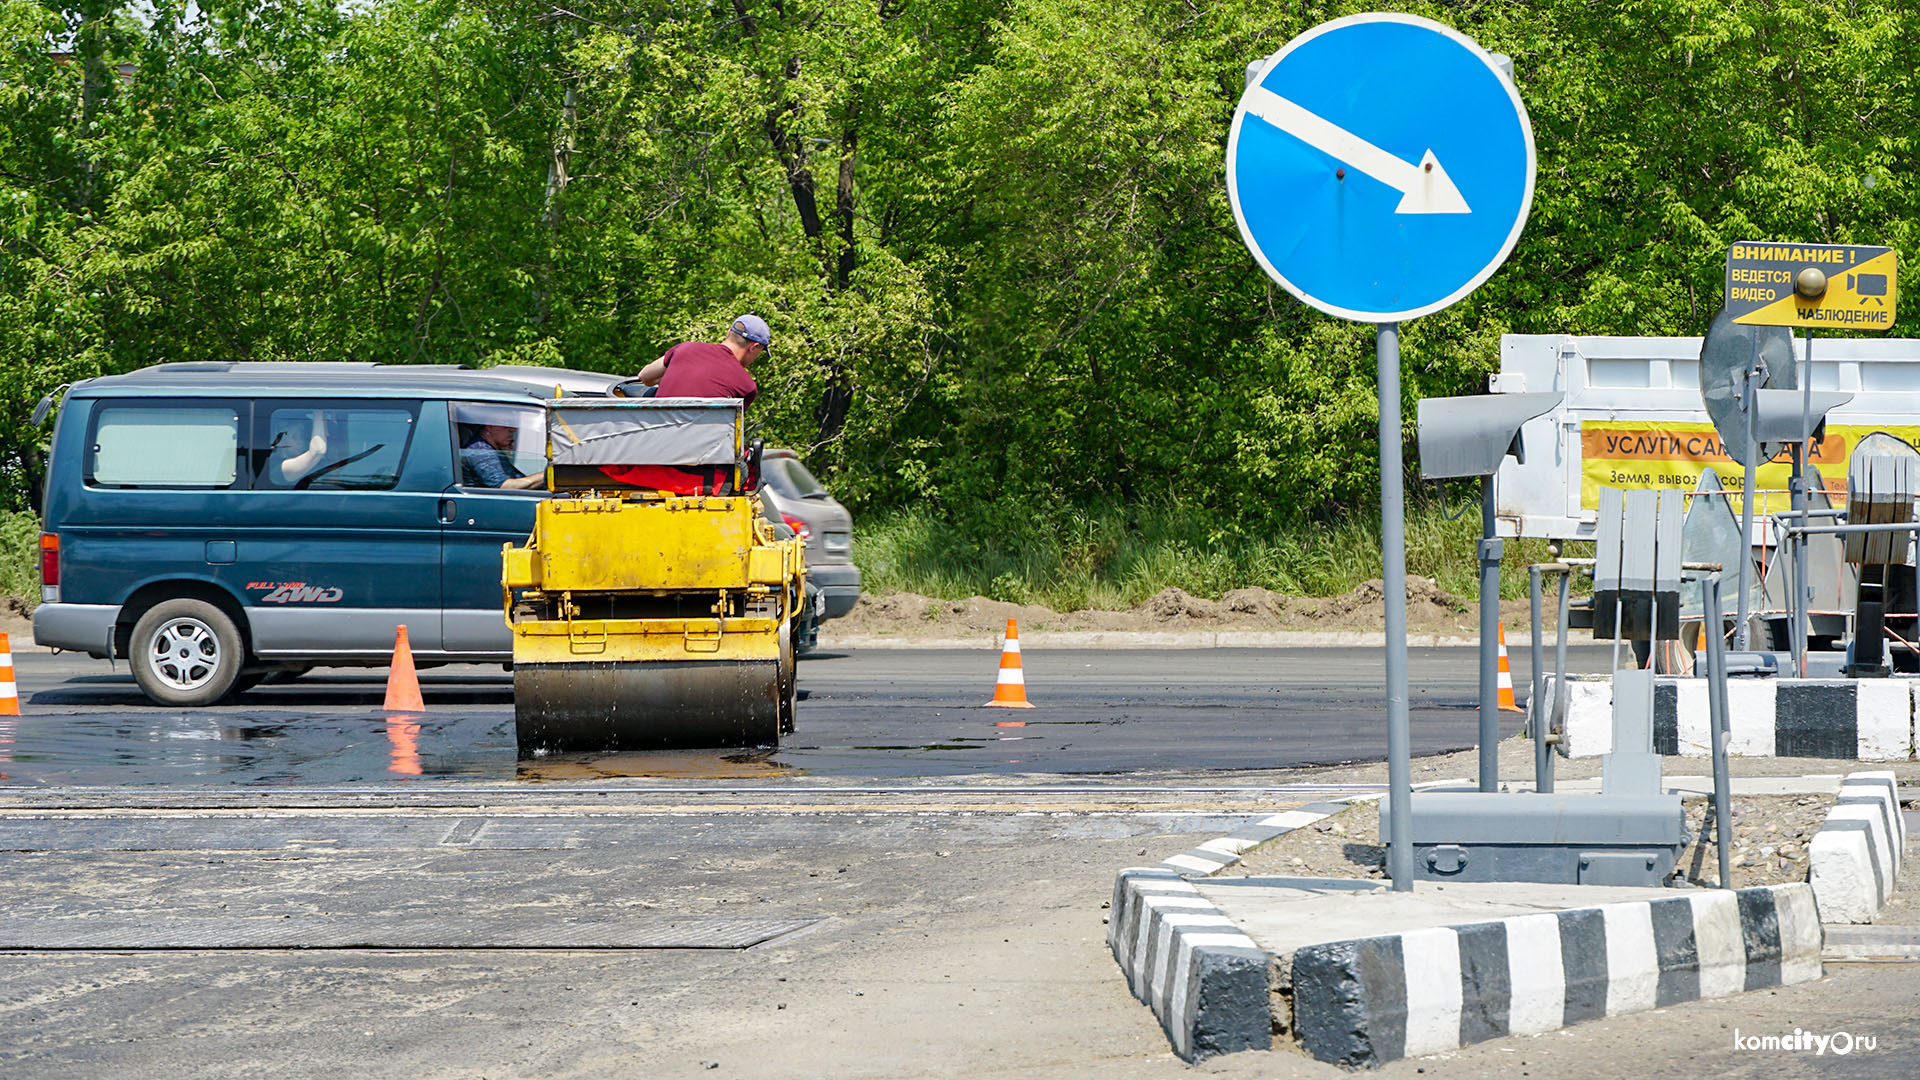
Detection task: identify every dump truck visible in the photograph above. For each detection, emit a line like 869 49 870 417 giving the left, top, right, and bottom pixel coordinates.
500 397 806 753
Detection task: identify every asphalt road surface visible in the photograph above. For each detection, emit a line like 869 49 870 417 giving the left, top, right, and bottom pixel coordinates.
1 645 1608 785
4 642 1914 1079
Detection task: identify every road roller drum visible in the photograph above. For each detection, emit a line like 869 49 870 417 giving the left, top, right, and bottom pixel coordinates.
502 398 805 754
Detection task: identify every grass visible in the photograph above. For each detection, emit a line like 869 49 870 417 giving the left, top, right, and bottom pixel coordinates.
0 511 38 614
854 497 1560 611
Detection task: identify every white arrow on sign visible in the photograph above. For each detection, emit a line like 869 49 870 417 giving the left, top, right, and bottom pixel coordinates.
1242 86 1470 215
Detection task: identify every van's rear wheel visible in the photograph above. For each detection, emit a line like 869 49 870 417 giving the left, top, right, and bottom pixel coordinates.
130 599 244 706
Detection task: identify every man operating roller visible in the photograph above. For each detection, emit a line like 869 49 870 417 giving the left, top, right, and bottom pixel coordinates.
602 314 773 495
630 313 770 407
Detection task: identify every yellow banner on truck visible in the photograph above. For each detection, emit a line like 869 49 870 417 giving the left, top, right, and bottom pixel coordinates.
1580 420 1920 515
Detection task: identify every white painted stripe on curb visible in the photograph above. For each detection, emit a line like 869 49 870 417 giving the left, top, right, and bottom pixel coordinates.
1399 926 1464 1057
1163 853 1232 873
1196 836 1259 856
1601 903 1659 1016
1675 679 1711 756
1689 890 1748 999
1725 679 1776 757
1257 810 1329 829
1854 682 1910 760
1503 912 1566 1035
1810 829 1878 923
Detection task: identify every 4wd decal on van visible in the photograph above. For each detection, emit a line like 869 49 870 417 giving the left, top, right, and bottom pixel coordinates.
247 581 345 604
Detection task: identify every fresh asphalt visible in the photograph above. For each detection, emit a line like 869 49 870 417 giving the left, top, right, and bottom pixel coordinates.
1 644 1612 786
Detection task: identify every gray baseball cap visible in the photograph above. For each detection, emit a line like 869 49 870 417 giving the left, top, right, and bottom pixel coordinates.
730 313 772 349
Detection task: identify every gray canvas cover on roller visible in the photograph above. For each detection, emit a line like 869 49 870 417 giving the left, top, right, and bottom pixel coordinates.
548 398 741 467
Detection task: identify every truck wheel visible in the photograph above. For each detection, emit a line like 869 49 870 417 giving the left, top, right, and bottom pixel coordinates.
130 599 244 706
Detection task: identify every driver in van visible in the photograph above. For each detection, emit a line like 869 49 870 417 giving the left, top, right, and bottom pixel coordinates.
461 416 544 490
268 411 329 485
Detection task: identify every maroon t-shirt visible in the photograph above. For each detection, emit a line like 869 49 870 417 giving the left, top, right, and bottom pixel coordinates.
657 342 758 407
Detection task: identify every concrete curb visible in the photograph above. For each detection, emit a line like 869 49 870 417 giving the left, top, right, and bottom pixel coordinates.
1542 675 1918 760
1288 884 1824 1067
1809 770 1909 923
1107 870 1270 1062
822 630 1481 651
1107 804 1352 1061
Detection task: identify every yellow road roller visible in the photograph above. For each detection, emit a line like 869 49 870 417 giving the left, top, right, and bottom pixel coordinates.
500 397 806 753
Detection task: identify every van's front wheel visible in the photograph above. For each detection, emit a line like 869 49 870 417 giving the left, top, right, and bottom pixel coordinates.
130 599 244 706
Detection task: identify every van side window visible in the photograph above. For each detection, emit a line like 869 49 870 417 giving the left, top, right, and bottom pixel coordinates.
451 402 547 489
254 403 419 490
88 404 242 489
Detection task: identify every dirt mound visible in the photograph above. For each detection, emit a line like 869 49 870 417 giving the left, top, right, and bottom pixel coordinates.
824 575 1490 642
1140 587 1226 622
831 591 1073 636
1291 576 1463 622
1220 587 1287 619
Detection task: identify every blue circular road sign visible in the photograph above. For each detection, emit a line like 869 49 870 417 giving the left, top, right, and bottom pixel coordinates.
1227 14 1535 322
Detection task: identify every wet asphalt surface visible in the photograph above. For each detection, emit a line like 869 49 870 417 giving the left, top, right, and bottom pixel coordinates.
0 645 1610 786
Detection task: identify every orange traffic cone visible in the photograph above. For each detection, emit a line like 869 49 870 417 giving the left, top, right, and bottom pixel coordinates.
384 624 424 713
985 618 1035 709
0 632 19 716
1497 624 1522 713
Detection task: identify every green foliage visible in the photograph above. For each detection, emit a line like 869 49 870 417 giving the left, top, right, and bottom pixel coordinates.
857 496 1557 610
1 0 1917 548
0 510 40 606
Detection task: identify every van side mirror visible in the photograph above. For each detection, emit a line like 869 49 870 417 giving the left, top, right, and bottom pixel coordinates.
31 384 68 428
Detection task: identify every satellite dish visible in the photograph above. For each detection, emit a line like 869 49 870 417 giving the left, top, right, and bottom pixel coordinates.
1699 306 1796 466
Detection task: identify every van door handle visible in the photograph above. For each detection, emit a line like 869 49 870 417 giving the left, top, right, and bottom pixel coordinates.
438 498 456 524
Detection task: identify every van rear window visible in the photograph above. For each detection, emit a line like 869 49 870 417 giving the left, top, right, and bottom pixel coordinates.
89 406 240 488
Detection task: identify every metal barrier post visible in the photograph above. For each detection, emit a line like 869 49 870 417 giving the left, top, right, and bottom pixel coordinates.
1529 565 1547 792
1479 476 1501 792
1704 573 1734 888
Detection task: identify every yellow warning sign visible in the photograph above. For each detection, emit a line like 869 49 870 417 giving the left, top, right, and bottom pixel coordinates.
1726 241 1897 329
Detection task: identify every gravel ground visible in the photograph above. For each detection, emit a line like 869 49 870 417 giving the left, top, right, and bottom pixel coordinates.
1223 791 1835 889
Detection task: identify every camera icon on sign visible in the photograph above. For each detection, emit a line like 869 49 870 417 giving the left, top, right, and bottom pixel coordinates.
1848 272 1889 304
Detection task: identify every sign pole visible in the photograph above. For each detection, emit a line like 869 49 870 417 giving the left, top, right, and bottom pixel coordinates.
1379 322 1414 891
1797 329 1814 678
1736 364 1758 650
1478 475 1499 792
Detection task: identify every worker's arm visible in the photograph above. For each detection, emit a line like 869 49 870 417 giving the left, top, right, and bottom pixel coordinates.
501 472 545 491
637 355 668 386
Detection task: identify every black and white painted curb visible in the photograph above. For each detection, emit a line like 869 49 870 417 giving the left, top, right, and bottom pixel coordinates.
1289 884 1824 1068
1108 870 1271 1061
1107 804 1348 1061
1541 675 1916 760
1810 770 1909 923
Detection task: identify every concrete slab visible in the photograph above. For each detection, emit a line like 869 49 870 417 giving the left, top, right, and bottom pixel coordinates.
1195 877 1673 958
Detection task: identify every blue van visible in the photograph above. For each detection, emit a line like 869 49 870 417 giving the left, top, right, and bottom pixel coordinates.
33 362 623 705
